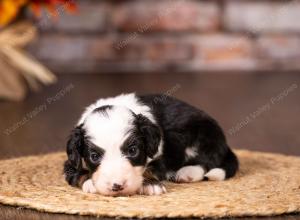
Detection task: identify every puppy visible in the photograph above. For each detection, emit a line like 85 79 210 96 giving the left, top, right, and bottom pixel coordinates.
64 93 238 196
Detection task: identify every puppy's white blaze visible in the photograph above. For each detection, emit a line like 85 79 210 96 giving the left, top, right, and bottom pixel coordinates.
83 107 133 149
204 168 226 181
176 165 205 182
78 93 155 125
185 147 198 160
101 150 130 183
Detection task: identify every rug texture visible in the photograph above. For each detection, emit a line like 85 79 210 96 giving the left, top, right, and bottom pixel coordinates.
0 150 299 218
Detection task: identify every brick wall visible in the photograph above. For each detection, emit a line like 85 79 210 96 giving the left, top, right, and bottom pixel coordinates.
27 0 300 74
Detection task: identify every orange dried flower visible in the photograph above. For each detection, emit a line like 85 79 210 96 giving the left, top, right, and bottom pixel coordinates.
0 0 77 27
30 0 77 17
0 0 28 27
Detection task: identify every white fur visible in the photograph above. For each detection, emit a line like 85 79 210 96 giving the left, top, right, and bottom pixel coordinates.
92 161 144 196
139 184 166 195
79 93 163 162
204 168 226 181
82 179 97 194
83 107 134 149
175 165 205 182
78 93 155 125
185 147 198 161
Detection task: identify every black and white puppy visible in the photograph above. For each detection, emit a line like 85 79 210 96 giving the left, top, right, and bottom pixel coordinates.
64 93 238 196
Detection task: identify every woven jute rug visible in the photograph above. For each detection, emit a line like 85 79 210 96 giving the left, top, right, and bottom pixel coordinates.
0 150 299 218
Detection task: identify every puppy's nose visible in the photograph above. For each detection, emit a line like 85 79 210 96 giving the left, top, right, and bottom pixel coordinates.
112 183 124 192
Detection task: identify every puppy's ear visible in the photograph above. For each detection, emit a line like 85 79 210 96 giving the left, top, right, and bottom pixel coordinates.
64 125 88 187
136 114 161 159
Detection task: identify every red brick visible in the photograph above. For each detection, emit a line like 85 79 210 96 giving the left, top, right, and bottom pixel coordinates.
116 36 193 61
194 34 256 70
255 35 300 70
144 41 192 61
112 0 220 32
224 1 300 33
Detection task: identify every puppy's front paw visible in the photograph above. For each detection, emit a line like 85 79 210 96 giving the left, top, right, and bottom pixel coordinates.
82 179 97 194
138 183 167 196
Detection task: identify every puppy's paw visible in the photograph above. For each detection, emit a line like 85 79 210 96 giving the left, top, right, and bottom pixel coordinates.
204 168 226 181
138 183 167 196
175 165 204 183
82 179 97 194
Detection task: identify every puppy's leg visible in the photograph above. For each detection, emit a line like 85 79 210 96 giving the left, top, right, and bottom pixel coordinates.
175 165 205 183
82 179 97 194
138 170 167 196
139 180 167 196
77 173 97 194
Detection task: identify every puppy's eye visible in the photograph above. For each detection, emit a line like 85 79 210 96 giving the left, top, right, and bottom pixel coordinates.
90 152 101 163
127 145 139 157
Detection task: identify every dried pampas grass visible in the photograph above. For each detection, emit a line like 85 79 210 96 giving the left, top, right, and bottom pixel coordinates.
0 22 56 101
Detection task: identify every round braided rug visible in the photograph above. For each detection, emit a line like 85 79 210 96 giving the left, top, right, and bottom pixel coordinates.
0 150 299 218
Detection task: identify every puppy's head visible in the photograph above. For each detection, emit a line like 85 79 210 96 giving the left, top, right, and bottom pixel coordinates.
66 105 161 196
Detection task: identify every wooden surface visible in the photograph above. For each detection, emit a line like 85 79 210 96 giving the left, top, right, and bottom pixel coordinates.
0 72 299 219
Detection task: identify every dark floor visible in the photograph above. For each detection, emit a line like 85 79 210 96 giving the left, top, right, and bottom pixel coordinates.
0 72 299 219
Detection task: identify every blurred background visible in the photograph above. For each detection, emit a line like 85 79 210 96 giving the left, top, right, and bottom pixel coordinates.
28 0 300 73
0 0 300 160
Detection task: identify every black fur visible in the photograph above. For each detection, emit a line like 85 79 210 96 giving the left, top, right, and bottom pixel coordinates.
83 141 105 172
120 131 148 167
134 114 161 159
92 105 113 115
64 124 88 186
119 113 161 166
138 94 239 180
